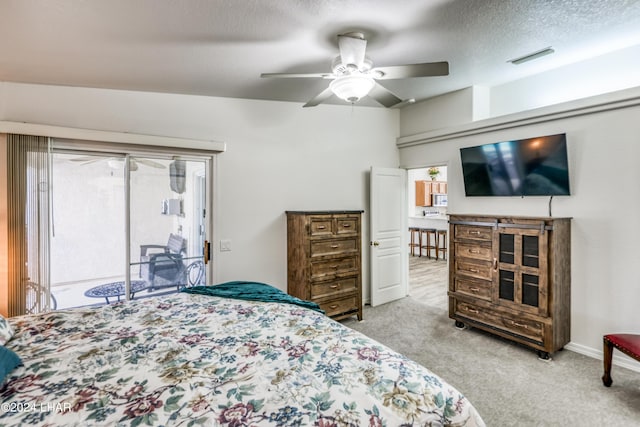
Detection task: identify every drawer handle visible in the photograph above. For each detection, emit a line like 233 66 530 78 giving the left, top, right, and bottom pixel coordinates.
468 249 480 254
493 257 498 271
329 304 338 309
330 284 340 289
330 245 339 249
331 265 339 269
469 287 480 293
468 268 479 273
342 224 351 228
469 230 481 235
512 321 528 329
318 225 326 229
467 307 479 314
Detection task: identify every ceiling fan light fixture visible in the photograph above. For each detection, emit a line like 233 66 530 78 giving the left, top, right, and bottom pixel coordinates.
329 74 375 103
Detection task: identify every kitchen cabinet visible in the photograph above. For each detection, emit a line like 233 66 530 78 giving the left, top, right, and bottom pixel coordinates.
433 181 447 194
415 180 447 206
286 211 363 320
448 214 571 359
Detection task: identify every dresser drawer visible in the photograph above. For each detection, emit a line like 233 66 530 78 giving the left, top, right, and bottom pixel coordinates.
318 294 358 317
310 257 358 279
309 218 334 236
454 277 492 301
455 242 492 261
336 217 359 235
455 259 492 281
311 277 357 299
454 300 544 342
310 238 358 257
454 225 492 241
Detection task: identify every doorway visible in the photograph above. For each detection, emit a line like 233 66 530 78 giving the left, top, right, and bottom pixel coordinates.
48 149 211 309
407 166 449 308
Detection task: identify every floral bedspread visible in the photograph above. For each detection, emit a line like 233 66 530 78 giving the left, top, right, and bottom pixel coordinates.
1 293 485 426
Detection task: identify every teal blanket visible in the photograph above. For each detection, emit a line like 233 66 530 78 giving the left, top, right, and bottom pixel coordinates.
181 281 324 313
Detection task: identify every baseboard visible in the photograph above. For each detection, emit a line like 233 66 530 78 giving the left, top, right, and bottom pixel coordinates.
565 342 640 373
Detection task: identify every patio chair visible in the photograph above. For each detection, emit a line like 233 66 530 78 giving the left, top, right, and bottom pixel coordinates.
139 234 187 290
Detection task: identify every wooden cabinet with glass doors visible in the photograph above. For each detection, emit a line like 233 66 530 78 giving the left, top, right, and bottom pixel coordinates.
448 214 571 359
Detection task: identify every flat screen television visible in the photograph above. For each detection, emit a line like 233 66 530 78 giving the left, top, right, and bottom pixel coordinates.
460 133 570 196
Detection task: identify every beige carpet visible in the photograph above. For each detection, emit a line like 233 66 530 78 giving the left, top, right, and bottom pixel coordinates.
343 296 640 426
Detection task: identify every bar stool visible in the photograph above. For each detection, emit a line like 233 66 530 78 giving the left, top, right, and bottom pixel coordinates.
436 229 448 261
408 227 421 256
419 228 437 258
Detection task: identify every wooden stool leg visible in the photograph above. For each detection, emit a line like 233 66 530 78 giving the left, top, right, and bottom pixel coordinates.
425 232 431 259
602 338 614 387
437 231 447 261
410 230 415 256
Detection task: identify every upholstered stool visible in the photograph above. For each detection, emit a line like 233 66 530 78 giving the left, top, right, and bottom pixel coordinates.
419 228 437 259
436 229 448 260
408 227 421 256
602 333 640 387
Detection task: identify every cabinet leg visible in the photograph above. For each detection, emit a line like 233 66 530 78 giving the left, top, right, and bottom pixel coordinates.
454 320 465 329
537 350 550 360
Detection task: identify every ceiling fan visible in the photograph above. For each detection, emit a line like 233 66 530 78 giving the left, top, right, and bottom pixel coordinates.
70 156 166 171
261 31 449 108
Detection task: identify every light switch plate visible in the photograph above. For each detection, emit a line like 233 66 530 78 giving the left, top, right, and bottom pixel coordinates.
220 239 232 252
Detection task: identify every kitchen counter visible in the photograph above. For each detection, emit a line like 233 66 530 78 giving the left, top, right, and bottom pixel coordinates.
409 215 449 230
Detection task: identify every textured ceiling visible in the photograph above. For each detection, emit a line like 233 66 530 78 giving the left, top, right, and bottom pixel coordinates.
1 0 640 107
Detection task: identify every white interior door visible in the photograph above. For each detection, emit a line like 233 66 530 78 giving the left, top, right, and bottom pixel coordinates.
370 167 408 306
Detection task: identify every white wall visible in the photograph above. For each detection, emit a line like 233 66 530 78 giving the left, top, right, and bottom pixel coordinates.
400 88 475 137
491 44 640 117
398 88 640 364
0 82 400 303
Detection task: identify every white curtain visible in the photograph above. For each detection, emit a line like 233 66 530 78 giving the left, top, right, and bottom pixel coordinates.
7 134 52 315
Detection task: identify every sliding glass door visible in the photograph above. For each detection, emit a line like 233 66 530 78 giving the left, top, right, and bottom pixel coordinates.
129 156 207 297
48 150 210 309
49 152 127 308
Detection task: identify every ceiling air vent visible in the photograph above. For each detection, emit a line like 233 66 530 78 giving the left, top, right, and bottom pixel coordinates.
508 47 555 65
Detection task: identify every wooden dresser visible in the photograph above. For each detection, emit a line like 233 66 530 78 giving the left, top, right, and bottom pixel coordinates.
286 211 363 321
448 214 571 359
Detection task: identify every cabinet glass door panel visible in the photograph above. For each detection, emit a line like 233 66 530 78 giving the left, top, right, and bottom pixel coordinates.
522 235 540 268
495 227 548 315
499 270 515 301
499 234 515 263
522 273 539 307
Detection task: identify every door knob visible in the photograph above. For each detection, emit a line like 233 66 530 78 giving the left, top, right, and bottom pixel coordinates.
371 241 380 246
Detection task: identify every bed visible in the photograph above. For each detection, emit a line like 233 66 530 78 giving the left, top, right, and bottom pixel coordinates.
1 283 485 426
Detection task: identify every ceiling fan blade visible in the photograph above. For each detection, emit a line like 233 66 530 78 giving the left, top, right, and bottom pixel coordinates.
137 159 166 169
338 32 367 69
374 61 449 79
368 82 403 108
69 156 106 164
303 86 334 108
261 72 332 79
